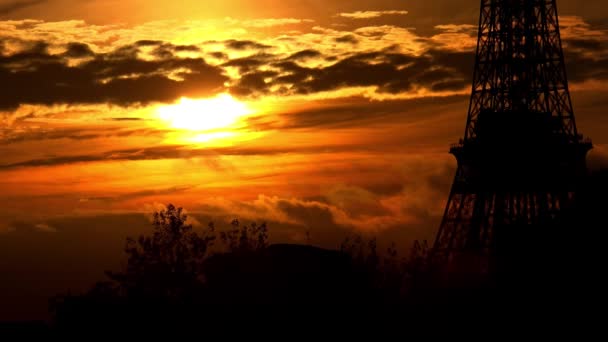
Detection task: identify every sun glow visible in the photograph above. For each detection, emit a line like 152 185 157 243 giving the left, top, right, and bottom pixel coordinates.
158 94 252 131
156 93 263 145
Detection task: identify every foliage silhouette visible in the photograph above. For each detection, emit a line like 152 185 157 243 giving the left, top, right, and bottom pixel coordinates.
50 204 276 331
50 203 452 332
48 166 607 334
105 204 214 300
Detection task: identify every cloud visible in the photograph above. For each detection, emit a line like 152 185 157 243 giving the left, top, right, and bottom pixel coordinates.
221 53 275 73
246 95 467 131
78 185 196 204
0 16 606 111
0 126 164 145
229 49 471 97
235 18 314 28
566 53 608 82
0 143 368 169
23 134 438 169
433 24 476 33
334 34 359 44
223 39 272 51
193 156 453 232
107 117 145 122
198 194 395 234
62 42 94 58
0 39 227 109
0 145 190 169
286 49 322 61
0 0 45 16
227 19 608 98
337 10 409 20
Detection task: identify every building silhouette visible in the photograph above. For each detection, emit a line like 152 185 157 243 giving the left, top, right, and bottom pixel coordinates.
433 0 592 273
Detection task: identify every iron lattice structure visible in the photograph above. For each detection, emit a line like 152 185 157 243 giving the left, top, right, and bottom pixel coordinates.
433 0 592 271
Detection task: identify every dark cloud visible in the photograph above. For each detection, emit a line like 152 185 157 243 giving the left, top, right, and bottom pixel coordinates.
0 145 187 168
134 40 163 47
62 42 94 58
80 185 196 203
106 117 145 122
0 127 166 145
0 0 45 15
0 40 228 109
566 38 604 50
135 41 201 60
334 34 359 44
229 49 471 97
226 33 608 98
564 38 608 82
2 18 606 110
431 79 469 92
230 70 278 96
173 45 201 53
0 140 407 169
209 51 228 60
221 53 275 73
430 50 476 80
247 95 468 131
287 49 322 61
224 39 272 51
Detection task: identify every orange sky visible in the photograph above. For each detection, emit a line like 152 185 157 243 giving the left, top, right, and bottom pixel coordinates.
1 0 608 320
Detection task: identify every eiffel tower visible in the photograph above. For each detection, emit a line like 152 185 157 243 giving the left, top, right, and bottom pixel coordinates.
433 0 592 273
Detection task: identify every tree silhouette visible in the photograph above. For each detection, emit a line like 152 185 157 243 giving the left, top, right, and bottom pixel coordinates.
105 204 215 300
49 204 279 330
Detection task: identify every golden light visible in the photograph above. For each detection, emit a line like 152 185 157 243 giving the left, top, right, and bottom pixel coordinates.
155 93 271 146
158 93 252 131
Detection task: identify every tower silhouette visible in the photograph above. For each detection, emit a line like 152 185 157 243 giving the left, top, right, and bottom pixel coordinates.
433 0 592 272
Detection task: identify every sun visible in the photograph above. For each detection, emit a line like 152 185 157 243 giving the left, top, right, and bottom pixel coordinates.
157 93 258 145
158 93 252 132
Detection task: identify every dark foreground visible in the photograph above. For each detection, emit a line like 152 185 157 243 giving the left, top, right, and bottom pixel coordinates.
1 170 606 335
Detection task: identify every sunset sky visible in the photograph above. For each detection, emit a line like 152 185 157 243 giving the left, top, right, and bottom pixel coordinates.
1 0 608 320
